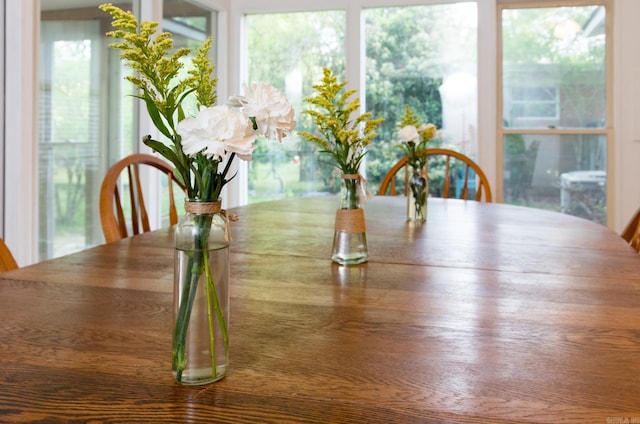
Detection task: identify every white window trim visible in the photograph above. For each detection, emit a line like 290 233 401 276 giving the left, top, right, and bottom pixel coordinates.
0 0 4 239
5 0 38 266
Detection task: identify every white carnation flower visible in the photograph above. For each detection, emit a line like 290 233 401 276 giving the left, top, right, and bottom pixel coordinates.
177 105 258 161
237 82 296 142
398 125 420 143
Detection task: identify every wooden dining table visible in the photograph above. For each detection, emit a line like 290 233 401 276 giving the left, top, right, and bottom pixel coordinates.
1 196 639 423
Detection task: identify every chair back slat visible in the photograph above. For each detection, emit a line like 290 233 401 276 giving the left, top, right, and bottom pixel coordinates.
167 172 178 225
126 165 140 236
461 165 470 200
131 163 151 234
442 156 451 199
113 185 128 239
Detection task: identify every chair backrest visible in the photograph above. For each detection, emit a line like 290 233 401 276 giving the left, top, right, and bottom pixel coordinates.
99 153 186 243
621 208 640 252
0 238 18 272
378 147 492 202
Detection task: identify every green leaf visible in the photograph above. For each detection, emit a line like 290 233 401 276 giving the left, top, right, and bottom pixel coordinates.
143 92 173 140
143 136 181 167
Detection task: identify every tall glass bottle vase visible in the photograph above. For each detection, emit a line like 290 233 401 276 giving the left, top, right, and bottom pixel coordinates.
173 200 230 385
407 167 428 222
332 174 368 265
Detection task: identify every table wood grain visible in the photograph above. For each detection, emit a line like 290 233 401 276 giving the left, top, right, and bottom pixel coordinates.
1 197 639 423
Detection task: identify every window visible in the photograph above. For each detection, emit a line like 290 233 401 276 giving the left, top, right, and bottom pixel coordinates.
500 4 609 225
38 0 217 260
245 11 346 202
364 3 478 194
9 0 620 264
244 4 477 201
39 7 130 259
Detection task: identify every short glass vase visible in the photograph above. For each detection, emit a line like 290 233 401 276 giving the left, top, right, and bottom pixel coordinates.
331 175 368 265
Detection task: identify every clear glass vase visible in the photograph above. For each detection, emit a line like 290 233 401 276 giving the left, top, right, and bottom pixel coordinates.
173 200 230 385
331 175 368 265
407 167 428 222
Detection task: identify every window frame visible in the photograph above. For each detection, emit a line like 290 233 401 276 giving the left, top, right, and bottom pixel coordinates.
496 0 613 227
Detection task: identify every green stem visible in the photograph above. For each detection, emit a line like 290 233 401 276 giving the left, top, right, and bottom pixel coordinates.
203 248 216 376
208 261 229 351
409 169 427 219
341 178 359 210
203 247 230 378
173 249 202 381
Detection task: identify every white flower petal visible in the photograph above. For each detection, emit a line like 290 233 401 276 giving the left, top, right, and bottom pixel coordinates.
237 82 296 142
177 105 259 161
398 125 420 143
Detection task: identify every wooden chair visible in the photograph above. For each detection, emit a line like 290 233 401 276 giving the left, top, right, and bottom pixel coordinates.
99 153 186 243
378 147 492 202
0 238 18 272
621 208 640 252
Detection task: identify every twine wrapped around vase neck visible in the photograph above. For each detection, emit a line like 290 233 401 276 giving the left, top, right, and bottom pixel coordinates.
183 200 236 242
184 200 240 224
184 201 222 214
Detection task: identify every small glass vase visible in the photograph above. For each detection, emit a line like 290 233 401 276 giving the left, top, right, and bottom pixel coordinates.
407 167 428 222
331 175 368 265
173 200 230 385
